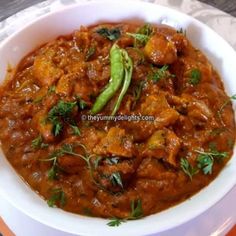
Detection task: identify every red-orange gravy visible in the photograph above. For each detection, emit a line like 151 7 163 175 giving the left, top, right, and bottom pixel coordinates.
0 23 235 219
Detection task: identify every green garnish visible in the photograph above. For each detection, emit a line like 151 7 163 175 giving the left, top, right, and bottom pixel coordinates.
93 156 102 169
48 165 58 180
218 94 236 115
137 23 153 36
75 96 87 109
107 199 143 227
130 199 143 219
189 68 201 85
70 124 81 136
180 158 198 180
78 100 87 109
47 188 66 207
149 65 174 82
196 149 228 175
47 100 77 136
210 127 226 136
48 85 56 94
110 172 123 188
126 33 150 46
127 23 153 47
177 28 186 36
31 135 48 149
106 157 119 165
96 27 121 41
132 80 145 109
85 46 96 61
107 218 125 227
41 143 96 181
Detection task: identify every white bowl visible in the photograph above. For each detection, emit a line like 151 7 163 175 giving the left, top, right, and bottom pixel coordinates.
0 1 236 235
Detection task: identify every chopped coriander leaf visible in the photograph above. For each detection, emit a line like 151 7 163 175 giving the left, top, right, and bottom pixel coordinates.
180 158 198 180
47 188 66 207
210 127 226 136
137 23 153 36
107 218 126 227
70 124 81 136
79 100 87 109
196 149 228 175
106 157 119 165
132 80 145 109
49 100 77 118
47 100 77 136
127 23 153 47
189 68 201 85
96 27 121 41
110 172 123 188
85 46 96 61
54 121 63 136
48 165 58 180
197 154 213 175
93 156 102 169
218 94 236 115
48 85 56 94
75 96 87 109
107 199 143 227
31 135 48 149
41 143 99 183
149 65 174 82
130 199 143 219
126 33 150 46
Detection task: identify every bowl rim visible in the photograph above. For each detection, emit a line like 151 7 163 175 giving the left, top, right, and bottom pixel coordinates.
0 0 236 235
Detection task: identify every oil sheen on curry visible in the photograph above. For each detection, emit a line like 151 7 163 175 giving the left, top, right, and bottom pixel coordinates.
0 23 235 224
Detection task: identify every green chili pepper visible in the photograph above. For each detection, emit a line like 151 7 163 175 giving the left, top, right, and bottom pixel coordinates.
91 44 124 114
111 50 133 115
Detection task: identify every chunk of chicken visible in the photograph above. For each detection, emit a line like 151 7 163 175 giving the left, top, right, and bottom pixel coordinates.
165 129 182 166
182 94 213 124
144 34 177 65
74 28 91 52
33 53 63 86
141 93 180 129
141 129 181 166
56 74 75 96
93 127 133 157
32 110 55 143
57 154 85 174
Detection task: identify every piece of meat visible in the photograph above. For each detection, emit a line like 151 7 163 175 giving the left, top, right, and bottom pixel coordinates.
57 154 86 174
141 93 180 129
140 130 166 159
182 94 213 124
32 110 55 143
165 129 182 166
56 74 75 96
137 157 176 180
74 27 91 52
140 128 181 167
93 127 133 157
169 33 188 53
33 52 63 86
144 33 177 65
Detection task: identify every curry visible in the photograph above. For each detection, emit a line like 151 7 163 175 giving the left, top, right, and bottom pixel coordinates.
0 23 235 225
